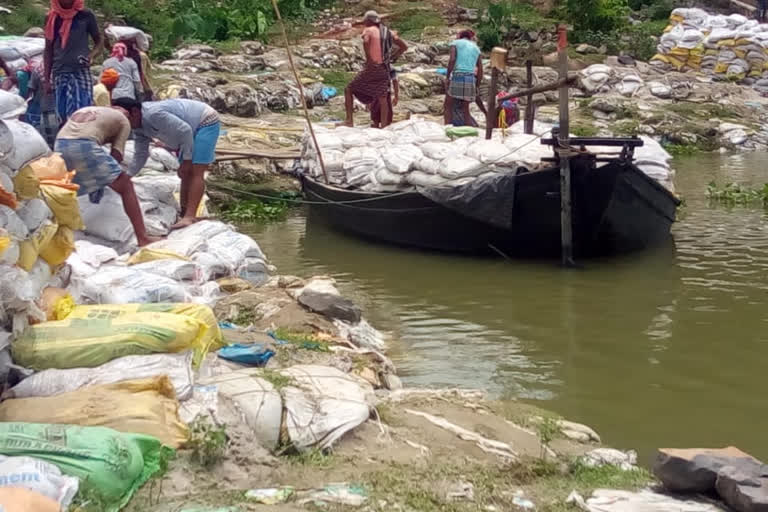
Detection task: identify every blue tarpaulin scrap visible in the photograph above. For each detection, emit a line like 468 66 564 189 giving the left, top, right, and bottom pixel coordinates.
217 343 275 366
321 86 337 100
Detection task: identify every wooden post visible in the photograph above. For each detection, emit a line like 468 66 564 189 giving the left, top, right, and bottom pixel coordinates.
557 25 574 267
485 47 507 140
524 60 534 135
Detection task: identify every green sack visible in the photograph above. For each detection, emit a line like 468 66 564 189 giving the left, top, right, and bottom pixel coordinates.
0 422 173 512
446 126 479 138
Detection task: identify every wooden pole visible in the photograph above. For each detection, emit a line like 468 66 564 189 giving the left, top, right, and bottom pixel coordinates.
495 76 576 103
557 24 574 267
524 60 534 135
270 0 329 184
485 67 498 140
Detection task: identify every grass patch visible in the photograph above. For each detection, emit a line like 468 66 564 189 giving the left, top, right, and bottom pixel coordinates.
391 9 444 41
571 123 599 137
273 327 331 352
260 368 294 390
663 142 700 157
189 417 228 467
316 69 356 90
231 309 257 326
285 447 336 467
210 38 242 54
706 182 768 207
215 191 300 224
0 1 46 36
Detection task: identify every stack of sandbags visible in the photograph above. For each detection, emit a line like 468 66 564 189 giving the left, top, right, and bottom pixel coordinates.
104 25 151 51
0 37 45 75
579 64 615 94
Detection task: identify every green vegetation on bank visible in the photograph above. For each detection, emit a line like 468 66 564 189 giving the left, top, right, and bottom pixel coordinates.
215 190 300 224
706 182 768 207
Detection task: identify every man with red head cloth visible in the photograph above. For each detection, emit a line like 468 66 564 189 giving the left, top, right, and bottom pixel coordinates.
43 0 103 125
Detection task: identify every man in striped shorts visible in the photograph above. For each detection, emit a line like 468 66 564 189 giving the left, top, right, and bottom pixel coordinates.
444 30 483 126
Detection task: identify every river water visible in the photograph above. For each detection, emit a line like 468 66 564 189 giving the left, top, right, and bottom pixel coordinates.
242 152 768 461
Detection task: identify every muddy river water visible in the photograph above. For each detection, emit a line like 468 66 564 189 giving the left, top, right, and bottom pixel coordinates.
242 152 768 461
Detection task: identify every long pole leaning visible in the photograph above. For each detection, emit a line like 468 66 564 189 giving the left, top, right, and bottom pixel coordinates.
270 0 329 184
557 25 574 267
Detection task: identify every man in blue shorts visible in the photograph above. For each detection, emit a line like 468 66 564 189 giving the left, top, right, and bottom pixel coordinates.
114 97 221 230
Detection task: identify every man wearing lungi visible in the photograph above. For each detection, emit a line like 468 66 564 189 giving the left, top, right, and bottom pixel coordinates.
55 106 161 246
444 30 482 126
43 0 103 126
344 10 407 128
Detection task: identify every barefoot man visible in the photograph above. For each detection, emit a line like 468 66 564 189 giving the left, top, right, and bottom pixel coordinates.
54 105 161 246
114 97 220 229
344 10 407 128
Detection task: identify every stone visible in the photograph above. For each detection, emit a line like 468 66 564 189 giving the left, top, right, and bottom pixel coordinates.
618 55 636 66
298 290 362 323
654 447 766 494
240 40 265 55
216 54 264 73
457 7 479 21
590 97 620 114
576 43 599 54
558 420 601 443
23 27 44 38
542 51 558 66
217 277 255 294
716 465 768 512
581 448 637 471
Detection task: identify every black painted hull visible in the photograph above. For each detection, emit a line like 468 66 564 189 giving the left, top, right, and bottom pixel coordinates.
301 157 680 258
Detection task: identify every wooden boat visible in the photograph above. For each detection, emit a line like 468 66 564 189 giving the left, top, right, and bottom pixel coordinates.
301 136 681 258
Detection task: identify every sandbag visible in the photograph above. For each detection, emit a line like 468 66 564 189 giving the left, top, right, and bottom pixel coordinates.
205 229 266 273
11 166 39 201
439 155 483 180
0 456 78 508
236 257 271 286
0 90 26 120
280 365 372 452
21 154 70 182
105 25 150 51
0 377 188 448
1 121 50 171
0 487 60 512
131 259 203 282
0 422 172 512
64 303 223 357
73 239 118 267
18 221 57 271
39 185 84 230
380 144 423 174
73 266 190 304
6 352 194 401
16 199 52 233
200 369 283 451
12 311 209 370
39 226 74 266
38 287 75 321
128 247 190 265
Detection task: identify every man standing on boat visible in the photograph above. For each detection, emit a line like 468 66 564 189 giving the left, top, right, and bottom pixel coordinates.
343 10 407 128
444 30 482 126
114 97 220 230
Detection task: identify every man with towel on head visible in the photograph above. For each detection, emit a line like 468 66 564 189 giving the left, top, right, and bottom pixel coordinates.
343 10 407 128
43 0 103 125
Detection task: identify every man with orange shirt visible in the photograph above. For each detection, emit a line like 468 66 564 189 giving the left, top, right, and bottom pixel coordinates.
343 10 407 128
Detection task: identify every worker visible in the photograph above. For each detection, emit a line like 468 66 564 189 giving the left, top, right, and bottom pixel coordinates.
0 56 17 91
759 0 767 23
93 68 118 106
54 106 161 246
343 10 407 128
444 29 482 126
43 0 103 125
370 67 399 128
114 97 220 229
25 60 58 146
101 42 142 102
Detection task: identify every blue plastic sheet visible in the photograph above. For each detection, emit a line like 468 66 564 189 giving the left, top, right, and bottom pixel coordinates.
217 343 275 366
321 86 337 100
436 67 448 75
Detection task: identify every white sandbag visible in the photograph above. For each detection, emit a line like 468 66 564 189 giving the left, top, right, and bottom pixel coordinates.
635 136 672 164
105 25 150 51
380 144 423 174
73 240 118 268
322 150 345 172
0 235 19 266
200 370 283 451
361 128 393 145
5 352 194 401
15 199 52 233
465 139 520 166
72 266 190 304
78 189 141 243
413 156 441 175
577 489 724 512
438 155 482 180
134 175 180 206
131 259 203 283
0 90 26 120
0 205 29 240
407 170 448 187
0 171 12 194
334 317 386 351
1 120 50 171
0 37 45 60
0 456 79 507
204 230 265 273
617 74 644 96
421 142 461 161
143 203 178 236
280 365 372 452
336 128 369 149
374 167 407 186
313 132 343 151
191 252 229 281
167 219 230 243
150 147 180 171
237 257 271 286
411 120 450 142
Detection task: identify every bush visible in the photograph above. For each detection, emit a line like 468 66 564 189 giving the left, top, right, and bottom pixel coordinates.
0 1 46 35
474 1 554 51
567 0 630 42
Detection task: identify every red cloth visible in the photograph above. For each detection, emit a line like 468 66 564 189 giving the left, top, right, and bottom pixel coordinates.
111 42 127 61
44 0 85 49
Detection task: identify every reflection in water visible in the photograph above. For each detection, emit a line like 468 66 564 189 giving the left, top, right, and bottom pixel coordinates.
242 152 768 461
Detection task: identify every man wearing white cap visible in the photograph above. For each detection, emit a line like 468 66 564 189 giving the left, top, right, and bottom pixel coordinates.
343 10 407 128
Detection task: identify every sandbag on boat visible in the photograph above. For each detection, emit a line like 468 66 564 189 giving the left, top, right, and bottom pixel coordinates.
0 423 171 512
0 377 188 448
5 352 194 401
12 311 209 370
0 456 78 508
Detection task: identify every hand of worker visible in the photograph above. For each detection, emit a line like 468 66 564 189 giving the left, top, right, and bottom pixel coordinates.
393 94 399 107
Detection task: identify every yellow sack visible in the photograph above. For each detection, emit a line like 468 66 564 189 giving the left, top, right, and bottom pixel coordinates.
667 55 686 70
11 166 40 200
23 153 69 181
734 49 747 59
12 311 208 370
17 221 57 271
0 236 9 255
39 286 76 321
717 39 736 47
39 225 74 266
669 47 690 57
39 184 85 230
127 248 190 265
0 376 189 449
715 62 729 74
63 303 224 360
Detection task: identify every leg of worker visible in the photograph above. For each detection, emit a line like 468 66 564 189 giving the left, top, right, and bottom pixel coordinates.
178 165 189 218
444 95 454 125
461 100 472 127
344 86 355 127
172 163 206 229
475 96 488 115
173 122 219 229
379 93 391 129
109 173 161 246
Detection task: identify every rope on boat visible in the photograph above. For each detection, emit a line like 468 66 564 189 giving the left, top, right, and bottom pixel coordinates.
270 0 329 184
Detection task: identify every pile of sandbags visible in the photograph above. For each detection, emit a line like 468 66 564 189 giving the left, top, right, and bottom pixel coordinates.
300 119 676 193
105 25 151 52
651 8 768 80
0 37 45 75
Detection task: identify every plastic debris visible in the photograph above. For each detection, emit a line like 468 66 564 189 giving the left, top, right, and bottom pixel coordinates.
217 343 275 366
245 487 295 504
301 484 367 507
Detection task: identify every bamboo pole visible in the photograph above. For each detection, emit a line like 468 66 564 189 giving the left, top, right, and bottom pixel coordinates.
485 67 498 140
557 24 574 267
524 60 534 135
495 76 576 103
269 0 329 184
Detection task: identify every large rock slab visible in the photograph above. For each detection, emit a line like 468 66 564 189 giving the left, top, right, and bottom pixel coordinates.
298 290 362 323
654 447 766 494
716 465 768 512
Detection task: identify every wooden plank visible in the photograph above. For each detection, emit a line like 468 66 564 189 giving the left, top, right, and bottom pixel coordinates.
524 60 534 135
215 148 301 160
485 67 499 140
557 24 574 267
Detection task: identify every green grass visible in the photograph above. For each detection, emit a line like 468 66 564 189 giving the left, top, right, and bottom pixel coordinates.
316 69 356 90
273 327 331 352
390 9 445 41
0 1 46 36
260 369 294 390
663 143 700 157
706 182 768 207
571 123 599 137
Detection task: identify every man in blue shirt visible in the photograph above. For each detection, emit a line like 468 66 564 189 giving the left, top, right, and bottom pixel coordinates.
444 30 483 126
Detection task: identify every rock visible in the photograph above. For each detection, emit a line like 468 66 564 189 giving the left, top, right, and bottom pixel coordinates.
654 447 766 494
457 7 479 21
383 373 403 391
543 52 559 67
618 55 636 66
719 122 747 134
298 290 362 323
540 41 557 54
716 465 768 512
23 27 44 38
590 97 620 114
216 54 264 73
217 277 255 294
174 45 216 60
648 81 672 99
527 31 540 42
576 43 599 54
240 40 265 56
158 59 216 73
728 129 749 145
558 419 601 443
581 448 638 471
